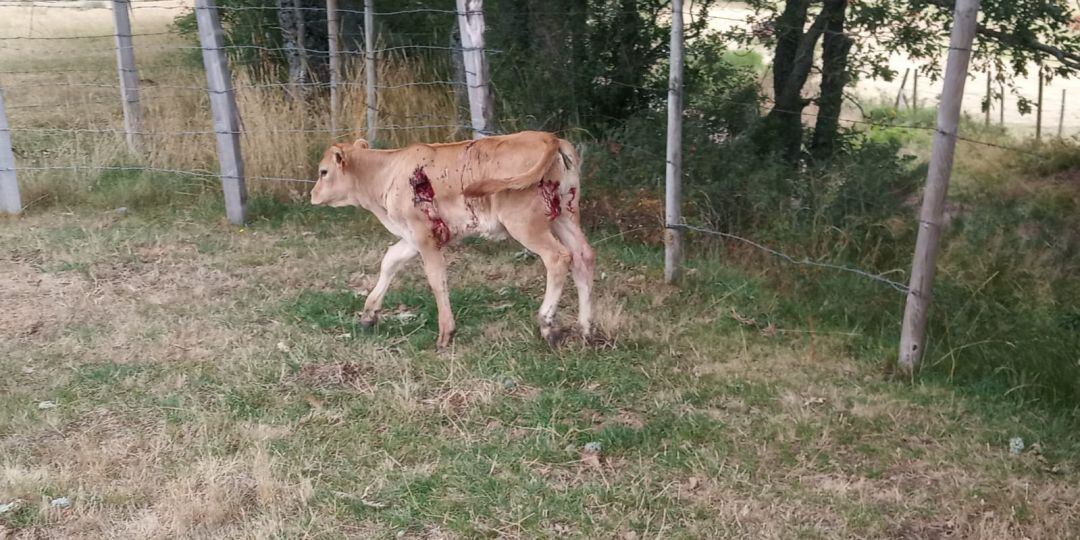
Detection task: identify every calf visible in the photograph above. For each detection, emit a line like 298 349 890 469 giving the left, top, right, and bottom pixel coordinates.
309 131 595 352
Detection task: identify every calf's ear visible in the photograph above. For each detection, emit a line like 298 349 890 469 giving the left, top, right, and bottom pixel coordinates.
353 138 370 149
332 145 347 168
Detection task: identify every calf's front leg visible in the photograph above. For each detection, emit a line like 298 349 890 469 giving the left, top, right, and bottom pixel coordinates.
360 239 419 327
416 242 456 352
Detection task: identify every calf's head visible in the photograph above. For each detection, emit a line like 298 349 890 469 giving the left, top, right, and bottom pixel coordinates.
310 139 369 207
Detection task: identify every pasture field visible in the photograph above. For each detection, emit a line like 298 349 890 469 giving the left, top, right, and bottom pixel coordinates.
2 1 1080 538
2 194 1080 538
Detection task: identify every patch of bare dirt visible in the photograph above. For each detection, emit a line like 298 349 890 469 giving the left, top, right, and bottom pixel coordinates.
0 261 87 341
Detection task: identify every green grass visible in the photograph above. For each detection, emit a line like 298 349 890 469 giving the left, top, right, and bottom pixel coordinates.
2 191 1080 538
721 49 765 72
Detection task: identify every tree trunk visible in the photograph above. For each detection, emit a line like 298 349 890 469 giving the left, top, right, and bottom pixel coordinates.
277 0 306 100
277 0 329 101
760 0 827 163
810 0 852 161
772 0 810 102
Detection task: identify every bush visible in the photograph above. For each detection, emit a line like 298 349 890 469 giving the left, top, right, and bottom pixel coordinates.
589 114 921 270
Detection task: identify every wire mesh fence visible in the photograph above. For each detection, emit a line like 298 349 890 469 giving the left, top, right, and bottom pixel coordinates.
2 0 1078 381
1 1 1068 201
0 0 1071 285
0 0 491 211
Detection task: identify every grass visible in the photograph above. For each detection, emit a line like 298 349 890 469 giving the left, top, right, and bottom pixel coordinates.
2 0 464 213
3 4 1080 537
3 193 1080 538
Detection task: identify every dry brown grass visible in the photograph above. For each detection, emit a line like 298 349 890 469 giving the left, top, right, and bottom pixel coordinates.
2 2 463 207
2 210 1080 538
3 5 1080 539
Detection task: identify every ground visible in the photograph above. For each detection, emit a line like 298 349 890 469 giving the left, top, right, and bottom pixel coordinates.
2 1 1079 537
2 201 1078 539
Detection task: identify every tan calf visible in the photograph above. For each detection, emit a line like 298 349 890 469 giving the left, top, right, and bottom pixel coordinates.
309 130 595 351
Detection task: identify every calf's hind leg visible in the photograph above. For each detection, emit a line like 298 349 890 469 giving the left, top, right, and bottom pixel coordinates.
502 217 572 346
552 217 595 338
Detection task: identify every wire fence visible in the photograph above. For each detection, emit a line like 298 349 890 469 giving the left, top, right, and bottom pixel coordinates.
0 0 1071 296
0 0 497 198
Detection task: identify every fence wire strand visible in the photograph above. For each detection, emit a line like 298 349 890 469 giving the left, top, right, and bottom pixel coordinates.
0 0 1066 237
670 224 912 294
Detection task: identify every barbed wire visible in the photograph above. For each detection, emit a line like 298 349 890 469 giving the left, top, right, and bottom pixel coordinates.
2 164 316 184
0 79 478 92
2 86 1050 158
669 223 911 294
1 0 1065 206
0 42 501 56
0 31 173 41
531 61 1053 156
0 2 188 9
3 72 1050 158
2 122 474 136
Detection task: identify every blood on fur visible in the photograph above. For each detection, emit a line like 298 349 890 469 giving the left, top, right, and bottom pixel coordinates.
538 179 561 220
422 207 451 247
566 187 577 214
410 166 451 247
411 167 435 204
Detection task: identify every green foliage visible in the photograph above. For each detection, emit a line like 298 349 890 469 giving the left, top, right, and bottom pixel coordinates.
1017 137 1080 176
924 142 1080 407
732 0 1080 93
591 113 920 258
175 0 724 134
720 49 765 72
485 0 718 132
173 0 296 78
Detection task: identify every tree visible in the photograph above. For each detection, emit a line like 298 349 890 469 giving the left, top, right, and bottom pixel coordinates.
483 0 718 132
730 0 1080 162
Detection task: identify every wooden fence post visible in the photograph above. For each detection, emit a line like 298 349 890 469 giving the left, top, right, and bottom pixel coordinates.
364 0 377 144
898 0 980 374
327 0 341 134
999 80 1004 126
1059 89 1066 138
912 68 918 109
0 88 21 215
112 0 142 154
1036 62 1043 142
195 0 247 225
456 0 494 138
895 68 910 109
664 0 684 284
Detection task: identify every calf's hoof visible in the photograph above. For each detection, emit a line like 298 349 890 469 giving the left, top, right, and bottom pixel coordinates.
359 314 378 328
435 329 455 355
541 325 563 349
579 325 593 342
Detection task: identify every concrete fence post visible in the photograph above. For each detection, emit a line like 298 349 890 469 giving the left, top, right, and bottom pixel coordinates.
112 0 143 154
898 0 981 373
0 88 21 215
456 0 494 137
364 0 377 143
663 0 685 284
195 0 247 225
